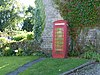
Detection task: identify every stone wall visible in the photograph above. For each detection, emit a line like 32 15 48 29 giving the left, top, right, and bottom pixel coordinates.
41 0 63 51
1 40 40 51
41 0 100 52
78 28 100 52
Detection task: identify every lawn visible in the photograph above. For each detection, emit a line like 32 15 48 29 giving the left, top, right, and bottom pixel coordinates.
0 56 39 75
19 57 88 75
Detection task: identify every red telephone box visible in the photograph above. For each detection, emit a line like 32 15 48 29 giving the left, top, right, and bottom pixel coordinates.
52 20 69 58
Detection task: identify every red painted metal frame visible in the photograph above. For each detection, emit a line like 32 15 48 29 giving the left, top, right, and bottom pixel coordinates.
52 20 69 58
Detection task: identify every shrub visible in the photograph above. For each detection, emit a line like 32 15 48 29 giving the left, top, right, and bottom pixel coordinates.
16 48 23 56
26 32 34 40
0 37 8 43
81 51 100 62
81 43 100 62
12 34 26 41
0 38 41 56
0 37 8 47
2 47 13 56
0 48 3 56
68 50 80 57
12 32 34 41
21 48 33 56
32 51 49 57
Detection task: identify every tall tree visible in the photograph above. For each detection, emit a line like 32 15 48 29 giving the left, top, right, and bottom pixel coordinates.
33 0 45 42
0 0 25 31
22 6 34 32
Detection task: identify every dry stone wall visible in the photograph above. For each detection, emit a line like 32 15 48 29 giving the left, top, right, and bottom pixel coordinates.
41 0 100 52
41 0 63 50
78 28 100 52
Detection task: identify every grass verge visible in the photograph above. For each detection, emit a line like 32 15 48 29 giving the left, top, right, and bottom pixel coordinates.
0 56 39 75
19 57 88 75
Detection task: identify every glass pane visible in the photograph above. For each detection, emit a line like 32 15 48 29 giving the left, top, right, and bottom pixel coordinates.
55 28 64 51
55 35 63 38
55 41 63 45
55 38 63 41
56 49 62 51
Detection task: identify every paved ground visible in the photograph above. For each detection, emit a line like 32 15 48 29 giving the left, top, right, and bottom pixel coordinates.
68 63 100 75
6 58 45 75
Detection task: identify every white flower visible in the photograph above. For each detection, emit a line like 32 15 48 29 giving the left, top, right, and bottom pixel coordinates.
15 50 18 52
59 69 61 71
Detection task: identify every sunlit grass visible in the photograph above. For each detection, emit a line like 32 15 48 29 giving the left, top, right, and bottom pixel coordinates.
0 56 39 75
20 57 88 75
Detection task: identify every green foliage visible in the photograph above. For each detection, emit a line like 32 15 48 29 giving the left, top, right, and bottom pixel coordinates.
32 51 51 57
26 32 34 40
0 0 24 31
12 31 34 41
0 31 34 56
54 0 100 53
68 50 80 57
2 47 13 56
0 37 8 43
81 43 100 62
33 9 42 41
53 0 68 18
0 48 3 56
22 17 34 32
32 51 45 57
66 0 99 28
33 0 45 42
0 39 41 56
66 0 99 52
16 48 23 56
0 0 36 32
83 42 96 52
19 58 88 75
12 34 26 41
0 56 39 75
0 37 8 47
22 6 35 32
82 51 100 62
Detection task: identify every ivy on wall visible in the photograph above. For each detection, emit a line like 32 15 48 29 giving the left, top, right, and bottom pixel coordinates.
54 0 100 53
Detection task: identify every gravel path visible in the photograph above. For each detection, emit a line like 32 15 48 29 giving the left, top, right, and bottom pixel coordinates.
68 63 100 75
6 58 45 75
